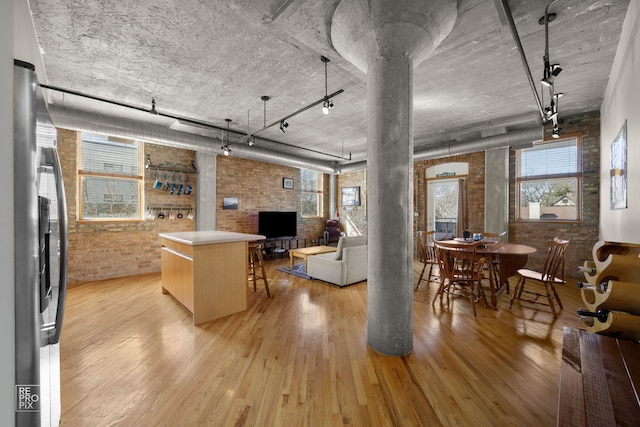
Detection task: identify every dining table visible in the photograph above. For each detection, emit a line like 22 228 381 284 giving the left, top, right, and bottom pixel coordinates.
440 239 537 308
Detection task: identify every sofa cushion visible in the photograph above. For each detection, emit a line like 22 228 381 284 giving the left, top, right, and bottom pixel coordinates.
335 235 367 260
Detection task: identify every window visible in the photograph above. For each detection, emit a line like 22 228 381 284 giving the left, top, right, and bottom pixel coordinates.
516 135 582 221
79 133 144 220
300 169 323 217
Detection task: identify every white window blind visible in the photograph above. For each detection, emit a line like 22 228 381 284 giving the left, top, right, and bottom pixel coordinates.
519 138 578 178
81 133 140 176
516 136 582 221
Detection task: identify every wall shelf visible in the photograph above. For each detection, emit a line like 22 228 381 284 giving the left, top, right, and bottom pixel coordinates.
146 156 197 174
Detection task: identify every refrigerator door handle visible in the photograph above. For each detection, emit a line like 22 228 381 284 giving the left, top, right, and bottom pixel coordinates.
44 147 68 344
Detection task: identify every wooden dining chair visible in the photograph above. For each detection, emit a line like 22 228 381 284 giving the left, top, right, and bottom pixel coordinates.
433 241 487 317
415 230 439 289
482 231 507 290
509 237 569 318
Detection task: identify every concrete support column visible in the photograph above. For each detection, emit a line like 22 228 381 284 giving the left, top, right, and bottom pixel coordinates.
366 56 415 355
195 151 217 231
331 0 457 355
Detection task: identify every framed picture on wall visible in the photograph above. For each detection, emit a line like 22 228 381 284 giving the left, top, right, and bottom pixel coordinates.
223 197 238 209
341 186 361 206
283 177 294 189
610 120 627 210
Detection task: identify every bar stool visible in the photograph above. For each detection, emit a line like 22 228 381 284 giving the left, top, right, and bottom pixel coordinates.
248 243 271 297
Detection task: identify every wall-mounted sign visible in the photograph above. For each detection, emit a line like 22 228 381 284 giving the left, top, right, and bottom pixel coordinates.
436 172 456 177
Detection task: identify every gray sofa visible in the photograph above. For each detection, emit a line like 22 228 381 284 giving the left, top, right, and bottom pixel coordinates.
307 235 367 286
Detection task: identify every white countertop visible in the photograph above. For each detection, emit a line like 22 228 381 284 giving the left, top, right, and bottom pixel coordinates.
160 231 266 246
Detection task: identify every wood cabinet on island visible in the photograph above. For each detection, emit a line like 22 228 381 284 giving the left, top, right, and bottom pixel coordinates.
159 231 265 325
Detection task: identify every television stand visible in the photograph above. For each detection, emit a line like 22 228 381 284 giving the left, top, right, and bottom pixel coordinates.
261 236 306 257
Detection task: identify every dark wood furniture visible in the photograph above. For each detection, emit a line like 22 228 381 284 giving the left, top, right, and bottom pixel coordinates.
510 237 569 318
440 240 537 308
416 230 438 289
433 241 487 317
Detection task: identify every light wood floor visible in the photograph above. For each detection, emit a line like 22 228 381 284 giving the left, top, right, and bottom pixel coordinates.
60 257 586 426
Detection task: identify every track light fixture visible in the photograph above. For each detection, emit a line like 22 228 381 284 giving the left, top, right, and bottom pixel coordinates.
247 136 255 147
220 118 233 155
279 120 289 133
541 70 554 88
541 64 562 87
322 99 334 115
321 56 334 115
539 0 565 140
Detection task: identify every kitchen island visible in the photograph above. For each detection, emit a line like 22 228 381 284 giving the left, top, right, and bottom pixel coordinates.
160 231 265 325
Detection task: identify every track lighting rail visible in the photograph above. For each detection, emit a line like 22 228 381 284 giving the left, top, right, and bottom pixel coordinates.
247 89 344 138
40 84 351 162
497 0 545 123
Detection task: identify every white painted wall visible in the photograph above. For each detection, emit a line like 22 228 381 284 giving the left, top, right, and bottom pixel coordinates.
1 0 14 423
600 0 640 243
13 0 48 84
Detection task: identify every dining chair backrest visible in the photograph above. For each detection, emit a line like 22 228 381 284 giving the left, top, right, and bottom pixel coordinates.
541 237 570 283
434 240 485 281
417 230 437 263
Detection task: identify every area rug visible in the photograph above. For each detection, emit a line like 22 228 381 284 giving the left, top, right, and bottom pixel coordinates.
276 264 314 280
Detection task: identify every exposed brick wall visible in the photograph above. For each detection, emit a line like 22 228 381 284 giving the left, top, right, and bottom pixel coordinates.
57 128 195 284
336 170 368 236
509 113 600 279
57 112 600 283
413 152 486 234
410 113 599 279
215 156 327 245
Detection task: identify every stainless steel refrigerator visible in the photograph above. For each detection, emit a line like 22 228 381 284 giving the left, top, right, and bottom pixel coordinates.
14 60 68 426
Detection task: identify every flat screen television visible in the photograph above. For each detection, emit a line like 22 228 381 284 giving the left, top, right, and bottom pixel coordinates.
258 211 297 238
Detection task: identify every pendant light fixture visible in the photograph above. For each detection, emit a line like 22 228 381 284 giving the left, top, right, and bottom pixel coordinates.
221 118 232 155
321 56 334 115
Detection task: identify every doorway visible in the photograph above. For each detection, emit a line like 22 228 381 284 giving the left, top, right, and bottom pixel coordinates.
428 179 461 239
424 163 469 239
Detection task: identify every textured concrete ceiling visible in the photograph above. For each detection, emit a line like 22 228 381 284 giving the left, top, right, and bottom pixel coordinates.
28 0 629 165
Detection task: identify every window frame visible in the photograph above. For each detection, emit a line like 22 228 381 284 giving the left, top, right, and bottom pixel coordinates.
515 132 583 223
78 133 145 222
300 169 324 218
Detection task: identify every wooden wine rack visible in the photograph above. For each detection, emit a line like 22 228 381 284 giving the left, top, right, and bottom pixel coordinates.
579 241 640 341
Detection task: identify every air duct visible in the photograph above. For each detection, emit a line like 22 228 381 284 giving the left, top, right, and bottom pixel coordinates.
48 105 338 173
412 126 542 161
338 127 542 173
49 105 541 175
